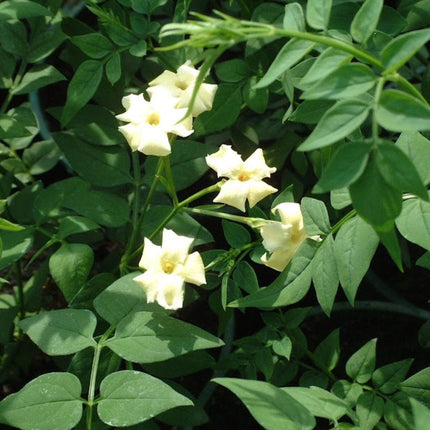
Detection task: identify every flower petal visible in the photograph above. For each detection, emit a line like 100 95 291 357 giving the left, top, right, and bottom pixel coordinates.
161 229 194 264
243 148 276 180
138 238 163 271
136 124 172 156
181 251 206 286
116 93 149 124
260 221 292 252
261 248 296 272
246 179 278 208
206 144 243 178
213 179 248 212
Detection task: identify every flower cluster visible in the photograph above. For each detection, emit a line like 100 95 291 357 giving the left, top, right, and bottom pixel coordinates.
116 61 217 156
133 229 206 310
205 144 277 212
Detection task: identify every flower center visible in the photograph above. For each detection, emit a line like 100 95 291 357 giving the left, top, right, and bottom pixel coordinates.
162 261 175 274
238 172 250 182
175 80 188 90
147 112 160 126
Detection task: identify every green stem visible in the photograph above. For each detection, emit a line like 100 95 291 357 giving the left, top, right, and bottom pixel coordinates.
14 262 25 321
185 206 256 226
120 158 164 275
162 155 179 206
372 78 386 144
148 183 221 241
309 300 430 320
86 344 101 430
86 326 115 430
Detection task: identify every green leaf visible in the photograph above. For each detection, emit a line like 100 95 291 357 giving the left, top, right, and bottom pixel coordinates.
0 20 27 57
376 90 430 132
331 379 363 408
289 100 336 124
330 188 352 210
272 336 292 360
233 261 259 294
0 0 52 20
27 22 66 63
376 225 403 271
356 392 384 430
345 338 377 383
97 370 192 427
0 114 32 139
396 131 430 185
93 273 157 325
222 220 251 249
314 141 371 193
213 378 315 430
376 141 428 200
49 243 94 302
11 64 65 95
381 29 430 73
71 33 114 59
254 38 315 89
19 309 97 355
384 392 414 430
351 0 383 44
105 52 121 85
401 367 430 408
302 64 376 100
396 198 430 251
53 132 132 187
349 156 403 229
334 216 379 304
215 59 250 83
0 228 33 271
282 386 347 421
411 398 430 429
301 197 331 235
298 99 370 151
0 373 82 430
306 0 332 30
299 48 352 89
0 218 24 231
23 139 62 175
230 240 318 308
105 311 223 363
314 329 340 372
194 84 242 136
312 235 339 316
61 60 104 126
57 216 100 240
283 3 305 32
243 76 269 114
372 359 414 394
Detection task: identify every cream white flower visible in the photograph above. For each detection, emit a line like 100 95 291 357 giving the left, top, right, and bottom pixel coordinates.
260 202 317 272
147 61 218 117
133 229 206 310
206 144 277 212
116 93 193 156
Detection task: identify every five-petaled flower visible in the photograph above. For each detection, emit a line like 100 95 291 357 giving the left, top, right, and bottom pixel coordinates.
260 202 320 272
116 93 193 156
147 61 218 117
133 229 206 310
205 144 277 212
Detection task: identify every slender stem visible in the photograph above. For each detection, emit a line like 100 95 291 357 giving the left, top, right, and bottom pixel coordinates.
14 262 25 321
372 78 385 144
185 206 256 226
162 156 179 206
86 326 115 430
309 300 430 321
120 157 163 274
86 343 101 430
